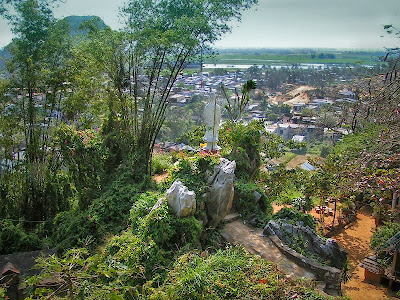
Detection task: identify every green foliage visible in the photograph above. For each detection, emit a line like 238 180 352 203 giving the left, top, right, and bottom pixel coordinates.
52 209 103 253
25 248 127 299
273 207 316 230
88 169 145 233
320 145 331 158
263 167 308 205
234 180 273 227
146 246 332 299
137 201 202 251
55 124 107 209
292 196 313 212
226 121 262 180
130 192 161 229
152 153 173 175
371 222 400 251
52 167 154 252
178 125 206 147
99 230 163 286
0 221 42 254
163 153 219 196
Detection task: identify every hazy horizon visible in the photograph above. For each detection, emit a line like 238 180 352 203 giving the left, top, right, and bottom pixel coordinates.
0 0 399 50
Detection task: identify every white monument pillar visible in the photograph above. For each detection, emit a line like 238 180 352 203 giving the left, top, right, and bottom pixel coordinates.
203 94 221 151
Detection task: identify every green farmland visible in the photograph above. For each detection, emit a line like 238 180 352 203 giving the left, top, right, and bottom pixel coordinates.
204 48 387 66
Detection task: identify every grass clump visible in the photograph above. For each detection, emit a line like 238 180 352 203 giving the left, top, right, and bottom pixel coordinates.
273 207 316 230
152 153 174 175
146 246 335 299
371 222 400 251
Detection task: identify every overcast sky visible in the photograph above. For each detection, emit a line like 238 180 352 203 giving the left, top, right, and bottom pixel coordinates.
0 0 399 49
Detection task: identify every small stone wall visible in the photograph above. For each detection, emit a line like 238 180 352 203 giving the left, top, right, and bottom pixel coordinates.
268 234 342 292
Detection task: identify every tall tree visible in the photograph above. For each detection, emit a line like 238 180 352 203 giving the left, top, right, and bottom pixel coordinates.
1 0 72 220
120 0 258 176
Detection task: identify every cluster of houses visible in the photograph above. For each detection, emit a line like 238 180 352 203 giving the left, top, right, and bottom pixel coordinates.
168 72 245 106
261 89 355 143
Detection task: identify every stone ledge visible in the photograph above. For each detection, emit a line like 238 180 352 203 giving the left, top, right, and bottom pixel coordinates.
268 234 342 293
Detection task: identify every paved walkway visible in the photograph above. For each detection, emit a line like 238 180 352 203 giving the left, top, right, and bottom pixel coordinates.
221 218 317 281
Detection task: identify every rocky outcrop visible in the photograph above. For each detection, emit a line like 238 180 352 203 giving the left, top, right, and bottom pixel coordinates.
263 220 347 270
166 180 196 217
206 159 236 227
264 220 346 293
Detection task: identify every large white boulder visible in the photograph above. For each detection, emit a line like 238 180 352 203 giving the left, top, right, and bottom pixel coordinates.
166 180 196 217
206 158 236 227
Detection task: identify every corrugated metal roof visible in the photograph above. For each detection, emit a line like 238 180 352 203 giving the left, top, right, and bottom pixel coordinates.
359 255 381 274
300 162 316 171
0 262 20 276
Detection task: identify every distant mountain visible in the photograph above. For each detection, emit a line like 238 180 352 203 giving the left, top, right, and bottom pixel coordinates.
0 46 11 77
62 15 107 37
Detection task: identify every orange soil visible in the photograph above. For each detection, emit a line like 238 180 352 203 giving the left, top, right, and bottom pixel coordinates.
332 206 396 300
272 203 396 299
272 203 291 214
152 172 169 184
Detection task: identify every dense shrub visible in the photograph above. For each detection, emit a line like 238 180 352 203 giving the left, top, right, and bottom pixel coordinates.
273 207 316 230
146 246 333 299
151 153 173 175
227 122 261 180
52 209 104 253
371 222 400 251
234 180 273 227
99 230 164 284
0 221 42 254
162 153 219 196
137 200 202 250
55 124 107 209
130 191 161 229
89 170 145 233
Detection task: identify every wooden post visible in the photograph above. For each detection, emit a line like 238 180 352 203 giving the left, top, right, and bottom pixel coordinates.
392 192 398 211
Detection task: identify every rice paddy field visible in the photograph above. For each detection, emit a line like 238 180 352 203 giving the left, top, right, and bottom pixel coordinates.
204 48 386 66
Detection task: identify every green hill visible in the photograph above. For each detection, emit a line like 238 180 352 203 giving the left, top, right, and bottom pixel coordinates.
62 15 107 36
0 15 107 76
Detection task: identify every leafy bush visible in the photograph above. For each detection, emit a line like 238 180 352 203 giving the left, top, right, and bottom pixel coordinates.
292 196 313 212
234 180 273 227
273 207 316 230
0 221 42 254
52 210 104 253
89 170 144 233
162 153 219 196
152 153 173 175
137 200 202 250
130 191 161 229
146 246 332 299
99 230 164 284
227 122 261 180
55 124 107 209
371 222 400 251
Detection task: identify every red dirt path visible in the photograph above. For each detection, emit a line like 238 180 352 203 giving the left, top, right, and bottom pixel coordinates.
333 206 396 300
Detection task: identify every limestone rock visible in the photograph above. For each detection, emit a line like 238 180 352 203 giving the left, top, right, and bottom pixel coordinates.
166 180 196 217
206 158 236 227
264 220 347 269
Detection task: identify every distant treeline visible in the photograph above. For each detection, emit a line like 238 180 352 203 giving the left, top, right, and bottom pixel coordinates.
215 48 386 56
